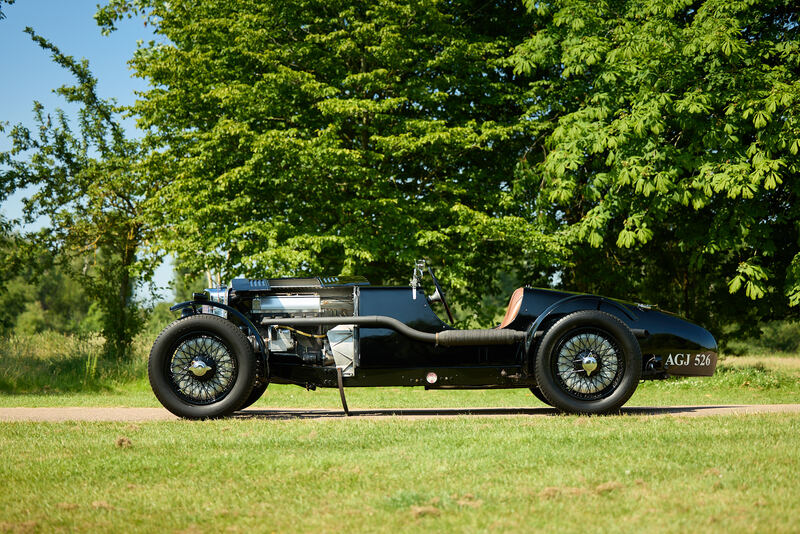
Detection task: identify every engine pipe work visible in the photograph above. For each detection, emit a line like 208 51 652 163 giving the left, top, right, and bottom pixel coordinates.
262 316 525 346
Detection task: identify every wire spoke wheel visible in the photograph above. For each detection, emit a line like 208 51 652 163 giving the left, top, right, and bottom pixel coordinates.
149 314 257 419
534 310 641 414
552 327 624 401
168 333 238 405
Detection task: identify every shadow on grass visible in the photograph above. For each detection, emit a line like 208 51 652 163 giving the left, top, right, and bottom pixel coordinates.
232 404 786 420
234 407 560 419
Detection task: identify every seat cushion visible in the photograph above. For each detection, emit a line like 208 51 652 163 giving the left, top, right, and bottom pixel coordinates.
497 288 524 329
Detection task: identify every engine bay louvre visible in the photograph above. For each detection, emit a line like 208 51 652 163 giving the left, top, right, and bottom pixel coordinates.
230 276 369 293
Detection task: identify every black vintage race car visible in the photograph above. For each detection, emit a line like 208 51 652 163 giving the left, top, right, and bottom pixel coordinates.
149 260 718 418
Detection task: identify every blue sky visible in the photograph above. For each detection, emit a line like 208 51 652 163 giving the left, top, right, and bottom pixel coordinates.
0 0 175 298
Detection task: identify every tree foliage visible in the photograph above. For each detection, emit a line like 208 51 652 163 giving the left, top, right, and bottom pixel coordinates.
508 0 800 335
96 0 563 309
0 238 101 336
91 0 800 337
0 1 14 20
0 30 157 357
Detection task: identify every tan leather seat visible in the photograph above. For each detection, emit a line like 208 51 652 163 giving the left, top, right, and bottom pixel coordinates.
497 287 524 329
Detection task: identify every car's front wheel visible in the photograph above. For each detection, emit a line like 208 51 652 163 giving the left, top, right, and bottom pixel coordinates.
535 310 641 414
149 314 256 419
238 354 269 410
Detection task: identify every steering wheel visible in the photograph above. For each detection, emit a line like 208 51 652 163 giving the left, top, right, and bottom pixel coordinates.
427 266 454 324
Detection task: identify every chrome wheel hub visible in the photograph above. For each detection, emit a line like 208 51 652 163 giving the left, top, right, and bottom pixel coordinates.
581 354 598 376
553 329 623 400
189 359 213 377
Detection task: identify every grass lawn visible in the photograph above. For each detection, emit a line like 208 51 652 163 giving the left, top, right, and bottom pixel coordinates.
1 338 799 532
1 414 798 533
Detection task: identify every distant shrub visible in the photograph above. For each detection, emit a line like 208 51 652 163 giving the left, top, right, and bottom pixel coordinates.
0 332 148 393
757 321 800 353
724 320 800 356
142 301 178 339
14 302 47 335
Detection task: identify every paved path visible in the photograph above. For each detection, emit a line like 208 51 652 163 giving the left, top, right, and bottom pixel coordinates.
1 404 799 422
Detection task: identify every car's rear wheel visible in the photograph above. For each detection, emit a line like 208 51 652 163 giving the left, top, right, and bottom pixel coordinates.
535 310 641 414
149 314 256 419
529 386 552 406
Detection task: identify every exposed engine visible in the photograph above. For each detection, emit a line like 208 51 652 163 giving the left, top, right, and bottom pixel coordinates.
203 277 366 376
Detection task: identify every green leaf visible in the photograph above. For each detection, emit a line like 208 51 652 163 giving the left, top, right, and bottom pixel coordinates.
728 275 743 294
753 111 768 129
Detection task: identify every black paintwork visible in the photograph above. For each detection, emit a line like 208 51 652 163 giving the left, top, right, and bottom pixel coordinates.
506 288 717 374
357 287 520 370
350 286 716 387
182 280 718 390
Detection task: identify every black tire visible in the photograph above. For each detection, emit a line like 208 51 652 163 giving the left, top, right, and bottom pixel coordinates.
535 310 641 414
529 386 552 406
238 355 269 410
239 382 268 410
149 314 256 419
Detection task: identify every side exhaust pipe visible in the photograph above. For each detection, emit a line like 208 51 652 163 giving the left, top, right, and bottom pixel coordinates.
262 316 525 346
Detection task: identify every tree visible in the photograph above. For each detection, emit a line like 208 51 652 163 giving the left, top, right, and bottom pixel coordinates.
0 29 157 357
0 244 100 336
508 0 800 336
0 1 14 20
173 265 208 303
96 0 563 313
